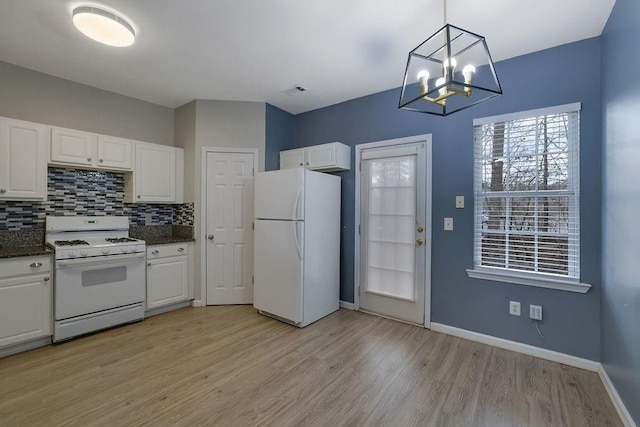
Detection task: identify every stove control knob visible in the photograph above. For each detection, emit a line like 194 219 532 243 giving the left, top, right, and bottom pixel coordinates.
102 249 110 255
80 251 89 257
68 251 77 258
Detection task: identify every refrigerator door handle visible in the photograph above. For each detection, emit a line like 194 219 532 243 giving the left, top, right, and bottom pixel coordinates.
292 183 303 220
294 222 303 260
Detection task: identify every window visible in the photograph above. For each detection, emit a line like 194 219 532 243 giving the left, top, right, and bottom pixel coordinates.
467 103 590 293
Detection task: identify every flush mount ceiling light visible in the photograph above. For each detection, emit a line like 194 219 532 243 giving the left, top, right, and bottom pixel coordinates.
72 6 135 47
398 0 502 116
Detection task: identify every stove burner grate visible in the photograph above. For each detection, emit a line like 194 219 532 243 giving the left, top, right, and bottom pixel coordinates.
104 237 139 243
54 240 90 246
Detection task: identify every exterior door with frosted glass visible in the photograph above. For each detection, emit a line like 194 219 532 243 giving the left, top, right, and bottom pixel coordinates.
359 143 426 324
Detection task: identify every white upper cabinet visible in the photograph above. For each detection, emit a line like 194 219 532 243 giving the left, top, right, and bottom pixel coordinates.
125 142 184 204
50 127 96 167
280 142 350 172
50 127 133 171
0 118 49 201
280 148 305 169
97 135 132 170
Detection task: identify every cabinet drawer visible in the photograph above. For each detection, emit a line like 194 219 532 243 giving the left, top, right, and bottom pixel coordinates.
0 256 51 278
146 244 188 259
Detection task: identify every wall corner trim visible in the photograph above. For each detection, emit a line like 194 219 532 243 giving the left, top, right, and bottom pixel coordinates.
598 364 638 427
429 322 600 371
339 300 355 310
191 300 205 307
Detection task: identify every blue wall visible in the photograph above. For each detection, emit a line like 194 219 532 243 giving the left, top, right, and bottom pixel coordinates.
291 38 603 360
265 104 295 171
601 0 640 422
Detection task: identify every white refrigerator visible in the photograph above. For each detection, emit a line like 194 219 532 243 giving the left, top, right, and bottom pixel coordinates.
253 168 341 327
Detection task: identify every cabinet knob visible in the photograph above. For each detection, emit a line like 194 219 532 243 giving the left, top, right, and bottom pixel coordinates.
137 195 141 199
0 189 6 193
30 262 43 268
152 250 159 254
99 159 104 163
177 247 184 252
299 163 303 166
44 277 50 282
207 234 214 241
147 263 152 267
87 157 92 162
306 162 310 165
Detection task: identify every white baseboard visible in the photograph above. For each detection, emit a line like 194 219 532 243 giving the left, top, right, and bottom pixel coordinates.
0 336 52 358
598 364 637 427
191 300 205 307
429 322 600 372
146 300 193 318
339 300 355 310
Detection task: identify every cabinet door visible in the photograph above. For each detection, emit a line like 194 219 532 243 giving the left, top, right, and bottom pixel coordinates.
305 144 336 169
0 118 48 200
51 127 96 167
280 149 305 169
146 256 188 309
97 135 132 170
135 143 176 202
0 274 51 348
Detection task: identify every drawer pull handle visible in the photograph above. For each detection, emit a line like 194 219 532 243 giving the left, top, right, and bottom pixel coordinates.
177 247 184 252
30 262 43 268
44 277 50 282
152 250 159 255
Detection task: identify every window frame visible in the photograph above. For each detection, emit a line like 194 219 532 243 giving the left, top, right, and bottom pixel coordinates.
466 103 591 294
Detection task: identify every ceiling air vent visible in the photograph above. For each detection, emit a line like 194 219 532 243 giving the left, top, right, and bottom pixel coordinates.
281 84 308 96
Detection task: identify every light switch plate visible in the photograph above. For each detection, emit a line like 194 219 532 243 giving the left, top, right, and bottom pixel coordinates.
444 217 453 231
456 196 464 209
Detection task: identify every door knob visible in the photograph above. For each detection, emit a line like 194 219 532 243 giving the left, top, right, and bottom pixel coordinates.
207 234 215 240
416 239 424 246
417 225 424 233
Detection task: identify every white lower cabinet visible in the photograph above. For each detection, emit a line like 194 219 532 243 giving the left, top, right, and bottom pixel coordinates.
146 244 190 310
0 256 52 349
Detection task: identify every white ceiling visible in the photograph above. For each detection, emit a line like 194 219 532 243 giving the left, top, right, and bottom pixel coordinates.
0 0 616 114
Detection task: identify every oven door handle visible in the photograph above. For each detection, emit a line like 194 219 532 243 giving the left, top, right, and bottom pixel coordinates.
56 253 146 268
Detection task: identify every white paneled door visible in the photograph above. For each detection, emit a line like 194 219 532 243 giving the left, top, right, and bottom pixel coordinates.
205 151 255 305
358 141 428 324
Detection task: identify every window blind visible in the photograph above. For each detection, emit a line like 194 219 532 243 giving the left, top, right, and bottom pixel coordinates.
473 103 580 278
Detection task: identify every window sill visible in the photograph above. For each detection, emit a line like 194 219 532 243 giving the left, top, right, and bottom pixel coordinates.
466 267 592 294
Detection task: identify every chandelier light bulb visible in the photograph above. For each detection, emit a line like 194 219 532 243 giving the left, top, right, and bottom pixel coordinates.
436 77 447 96
462 64 476 83
417 69 430 93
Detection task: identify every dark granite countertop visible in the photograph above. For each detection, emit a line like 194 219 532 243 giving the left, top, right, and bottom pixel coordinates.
129 224 195 247
0 229 52 259
0 245 54 259
144 236 196 246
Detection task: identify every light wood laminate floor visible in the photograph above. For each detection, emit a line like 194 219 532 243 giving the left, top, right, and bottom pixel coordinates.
0 307 622 426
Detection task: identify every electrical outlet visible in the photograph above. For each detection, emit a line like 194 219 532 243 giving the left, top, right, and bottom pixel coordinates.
145 213 153 224
444 217 453 231
455 196 464 209
509 301 521 316
530 305 542 320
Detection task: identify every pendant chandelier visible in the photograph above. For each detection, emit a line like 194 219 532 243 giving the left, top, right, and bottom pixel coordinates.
398 0 502 116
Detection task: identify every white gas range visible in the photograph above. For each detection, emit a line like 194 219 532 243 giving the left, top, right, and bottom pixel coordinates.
46 216 146 342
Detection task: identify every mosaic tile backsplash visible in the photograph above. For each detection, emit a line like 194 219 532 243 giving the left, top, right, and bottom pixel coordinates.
0 168 194 231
